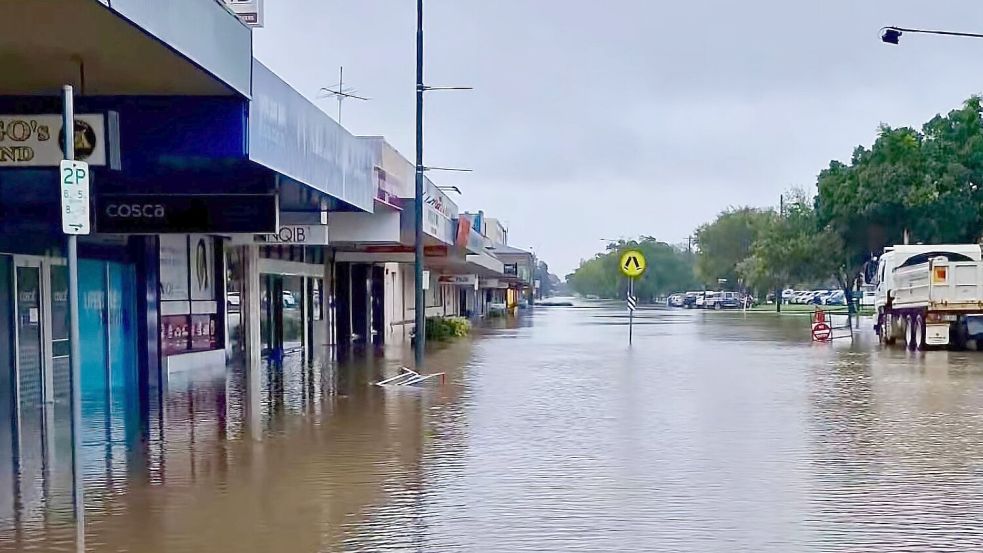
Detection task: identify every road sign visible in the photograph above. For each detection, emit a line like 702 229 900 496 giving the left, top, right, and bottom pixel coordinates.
811 322 832 342
627 294 637 311
60 160 90 235
620 250 647 278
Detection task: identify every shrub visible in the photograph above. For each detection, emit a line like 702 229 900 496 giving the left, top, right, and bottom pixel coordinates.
426 316 471 341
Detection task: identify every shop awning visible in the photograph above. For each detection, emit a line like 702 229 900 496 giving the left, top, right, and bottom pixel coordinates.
0 0 250 96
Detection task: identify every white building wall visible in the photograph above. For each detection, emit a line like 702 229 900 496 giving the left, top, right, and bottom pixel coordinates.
383 262 407 342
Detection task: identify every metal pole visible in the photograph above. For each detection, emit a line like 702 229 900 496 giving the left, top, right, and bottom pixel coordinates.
628 277 634 345
413 0 426 369
62 84 85 552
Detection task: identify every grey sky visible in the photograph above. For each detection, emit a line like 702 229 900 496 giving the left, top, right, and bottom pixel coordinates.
255 1 983 276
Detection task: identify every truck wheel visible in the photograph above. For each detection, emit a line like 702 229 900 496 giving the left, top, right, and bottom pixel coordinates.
884 314 897 345
915 314 926 351
906 315 916 351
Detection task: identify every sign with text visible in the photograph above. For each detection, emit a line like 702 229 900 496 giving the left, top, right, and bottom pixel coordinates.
255 224 329 245
1 114 106 166
97 194 277 234
60 160 90 235
223 0 263 27
439 274 478 287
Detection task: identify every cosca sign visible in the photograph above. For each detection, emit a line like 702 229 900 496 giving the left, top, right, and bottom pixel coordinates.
105 203 166 219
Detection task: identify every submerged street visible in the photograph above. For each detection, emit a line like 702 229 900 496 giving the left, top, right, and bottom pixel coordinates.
5 303 983 552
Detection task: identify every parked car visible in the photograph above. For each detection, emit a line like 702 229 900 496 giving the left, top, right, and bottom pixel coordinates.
702 291 721 309
824 290 846 305
683 292 701 309
668 294 685 308
719 291 742 309
794 291 815 304
860 288 876 307
282 290 297 308
811 290 831 304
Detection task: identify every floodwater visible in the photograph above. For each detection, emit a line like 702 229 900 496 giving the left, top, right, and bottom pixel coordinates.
6 301 983 551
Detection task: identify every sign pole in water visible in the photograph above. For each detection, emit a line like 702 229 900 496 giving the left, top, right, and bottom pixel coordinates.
619 250 647 346
61 84 87 552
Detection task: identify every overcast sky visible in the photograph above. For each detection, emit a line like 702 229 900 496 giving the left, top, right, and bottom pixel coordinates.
255 1 983 276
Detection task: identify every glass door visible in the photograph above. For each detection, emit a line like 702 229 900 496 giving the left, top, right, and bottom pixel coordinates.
13 258 46 512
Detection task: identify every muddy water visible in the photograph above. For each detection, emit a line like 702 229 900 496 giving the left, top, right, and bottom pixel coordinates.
5 302 983 551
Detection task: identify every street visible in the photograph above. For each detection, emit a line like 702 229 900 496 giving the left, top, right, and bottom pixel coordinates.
4 302 983 552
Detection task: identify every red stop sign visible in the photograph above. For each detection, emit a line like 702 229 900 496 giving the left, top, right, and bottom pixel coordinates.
812 322 832 342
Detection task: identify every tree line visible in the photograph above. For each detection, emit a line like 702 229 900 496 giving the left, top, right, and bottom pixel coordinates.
569 96 983 304
566 238 699 300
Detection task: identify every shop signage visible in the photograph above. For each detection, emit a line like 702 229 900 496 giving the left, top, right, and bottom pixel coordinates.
255 224 329 245
456 217 486 252
97 194 277 234
364 245 449 257
439 274 479 289
0 114 106 166
223 0 264 27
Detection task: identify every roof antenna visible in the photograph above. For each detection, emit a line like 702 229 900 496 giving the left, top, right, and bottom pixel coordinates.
318 66 369 124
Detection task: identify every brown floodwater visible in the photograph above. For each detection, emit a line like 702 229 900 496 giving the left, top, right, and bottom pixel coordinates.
5 302 983 552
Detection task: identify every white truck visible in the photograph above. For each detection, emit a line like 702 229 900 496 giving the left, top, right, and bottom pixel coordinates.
874 244 983 350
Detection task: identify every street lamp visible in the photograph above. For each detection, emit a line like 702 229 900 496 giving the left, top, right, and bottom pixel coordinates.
414 0 471 369
881 26 983 45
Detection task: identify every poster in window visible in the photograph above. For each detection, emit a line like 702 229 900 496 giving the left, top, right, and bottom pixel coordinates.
159 235 189 301
189 234 215 301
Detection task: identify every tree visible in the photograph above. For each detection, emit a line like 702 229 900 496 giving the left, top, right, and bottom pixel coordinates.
535 260 558 298
738 193 840 303
566 237 698 300
694 207 773 288
815 97 983 315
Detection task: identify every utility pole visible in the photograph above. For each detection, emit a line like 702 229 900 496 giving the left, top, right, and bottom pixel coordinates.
411 0 471 368
776 192 785 313
414 0 426 369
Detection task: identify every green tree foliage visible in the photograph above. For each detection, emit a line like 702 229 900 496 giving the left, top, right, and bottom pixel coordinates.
817 97 983 287
566 237 698 300
738 192 840 295
694 207 773 287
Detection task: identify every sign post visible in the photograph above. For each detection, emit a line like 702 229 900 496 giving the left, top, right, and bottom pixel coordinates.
61 85 87 551
619 249 647 345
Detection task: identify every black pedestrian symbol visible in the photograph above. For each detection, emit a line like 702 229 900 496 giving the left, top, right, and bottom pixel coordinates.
624 256 641 271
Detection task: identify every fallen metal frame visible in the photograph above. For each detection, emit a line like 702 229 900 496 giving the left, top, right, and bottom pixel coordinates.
375 367 446 387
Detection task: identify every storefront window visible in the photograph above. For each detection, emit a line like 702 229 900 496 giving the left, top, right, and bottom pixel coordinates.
159 235 220 355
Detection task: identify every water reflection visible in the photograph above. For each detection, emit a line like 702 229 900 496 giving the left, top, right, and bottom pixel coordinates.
7 304 983 550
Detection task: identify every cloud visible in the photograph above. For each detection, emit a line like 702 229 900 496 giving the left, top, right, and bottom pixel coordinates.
255 0 983 275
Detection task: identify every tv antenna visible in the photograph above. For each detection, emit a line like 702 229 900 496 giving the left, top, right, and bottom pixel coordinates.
318 66 368 124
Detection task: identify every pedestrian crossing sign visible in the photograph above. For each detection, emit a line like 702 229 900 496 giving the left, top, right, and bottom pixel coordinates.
619 250 646 278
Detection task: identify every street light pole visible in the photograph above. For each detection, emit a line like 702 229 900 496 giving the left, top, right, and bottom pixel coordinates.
414 0 426 369
881 25 983 44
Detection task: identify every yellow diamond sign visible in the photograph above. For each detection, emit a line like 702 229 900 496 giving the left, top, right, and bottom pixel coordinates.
619 250 646 278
